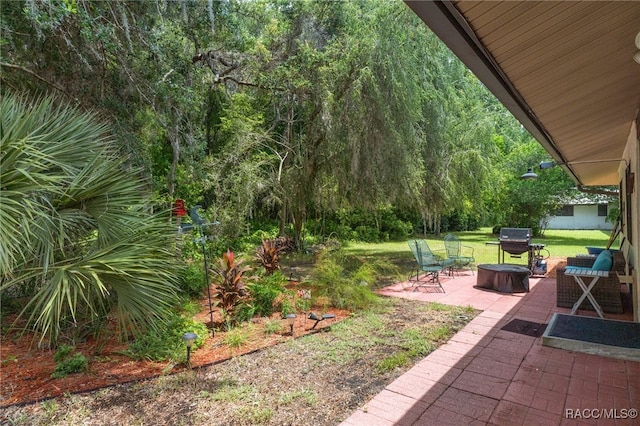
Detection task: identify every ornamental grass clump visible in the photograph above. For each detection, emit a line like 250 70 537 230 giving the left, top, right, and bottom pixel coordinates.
309 249 379 310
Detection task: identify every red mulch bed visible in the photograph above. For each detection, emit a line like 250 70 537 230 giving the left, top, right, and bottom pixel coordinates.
0 283 349 408
1 259 568 408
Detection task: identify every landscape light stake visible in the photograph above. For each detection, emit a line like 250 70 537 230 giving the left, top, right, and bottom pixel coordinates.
285 313 297 335
308 312 336 330
182 332 198 368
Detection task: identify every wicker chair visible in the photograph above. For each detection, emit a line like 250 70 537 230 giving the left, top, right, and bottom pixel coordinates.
556 252 626 313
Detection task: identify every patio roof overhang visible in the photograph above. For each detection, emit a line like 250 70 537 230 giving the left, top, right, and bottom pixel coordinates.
405 1 640 186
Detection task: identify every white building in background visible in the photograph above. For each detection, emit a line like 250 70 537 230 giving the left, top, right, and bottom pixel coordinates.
545 193 616 230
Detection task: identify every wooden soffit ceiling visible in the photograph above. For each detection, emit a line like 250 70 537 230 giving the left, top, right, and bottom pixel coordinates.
406 1 640 185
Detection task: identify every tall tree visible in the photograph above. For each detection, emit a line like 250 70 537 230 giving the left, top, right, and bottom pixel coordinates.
1 0 519 247
487 140 575 234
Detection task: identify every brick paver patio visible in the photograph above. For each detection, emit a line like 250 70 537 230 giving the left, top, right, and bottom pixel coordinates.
340 269 638 425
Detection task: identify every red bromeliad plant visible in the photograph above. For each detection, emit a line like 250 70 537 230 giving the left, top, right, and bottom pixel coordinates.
211 249 251 327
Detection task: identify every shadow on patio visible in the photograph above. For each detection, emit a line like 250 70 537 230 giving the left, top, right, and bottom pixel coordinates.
340 269 639 425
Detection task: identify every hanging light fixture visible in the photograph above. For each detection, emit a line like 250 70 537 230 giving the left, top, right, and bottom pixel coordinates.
520 168 538 180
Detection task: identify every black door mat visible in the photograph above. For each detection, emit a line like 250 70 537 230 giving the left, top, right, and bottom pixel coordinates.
500 319 547 338
542 313 640 362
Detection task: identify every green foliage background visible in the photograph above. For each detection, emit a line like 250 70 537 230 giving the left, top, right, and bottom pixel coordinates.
1 0 604 350
0 0 584 249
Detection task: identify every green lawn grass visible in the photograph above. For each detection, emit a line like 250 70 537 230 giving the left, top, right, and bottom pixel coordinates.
343 227 618 271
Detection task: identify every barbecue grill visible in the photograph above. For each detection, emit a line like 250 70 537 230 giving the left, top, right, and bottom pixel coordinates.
499 228 532 257
485 228 546 273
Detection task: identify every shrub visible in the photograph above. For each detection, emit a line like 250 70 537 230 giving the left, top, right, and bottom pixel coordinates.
234 303 257 323
381 218 412 240
243 222 280 246
224 326 250 348
306 207 413 242
126 312 209 362
309 250 379 310
280 296 296 316
255 239 285 275
294 293 312 313
178 260 208 298
53 345 73 363
263 319 283 335
247 271 288 317
51 346 88 378
351 263 377 287
1 94 181 347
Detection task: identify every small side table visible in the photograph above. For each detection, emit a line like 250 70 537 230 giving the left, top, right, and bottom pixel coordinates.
564 267 608 318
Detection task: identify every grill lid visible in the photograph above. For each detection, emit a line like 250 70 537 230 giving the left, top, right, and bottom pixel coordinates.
499 228 532 242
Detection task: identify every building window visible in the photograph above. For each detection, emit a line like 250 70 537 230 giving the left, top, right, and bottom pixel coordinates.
555 205 574 216
597 204 608 217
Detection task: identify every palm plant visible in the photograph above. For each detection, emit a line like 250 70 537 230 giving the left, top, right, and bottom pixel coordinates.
0 94 180 345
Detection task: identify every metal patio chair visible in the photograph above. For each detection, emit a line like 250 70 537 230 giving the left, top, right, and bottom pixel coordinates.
444 233 476 276
408 239 454 292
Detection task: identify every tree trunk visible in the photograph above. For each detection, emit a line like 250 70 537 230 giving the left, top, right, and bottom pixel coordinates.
279 198 287 236
168 126 180 198
422 214 427 236
292 204 306 251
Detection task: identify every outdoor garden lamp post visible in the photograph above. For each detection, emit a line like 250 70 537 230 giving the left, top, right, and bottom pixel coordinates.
182 332 198 368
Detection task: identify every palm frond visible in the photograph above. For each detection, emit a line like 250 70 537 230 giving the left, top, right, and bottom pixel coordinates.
1 93 180 344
